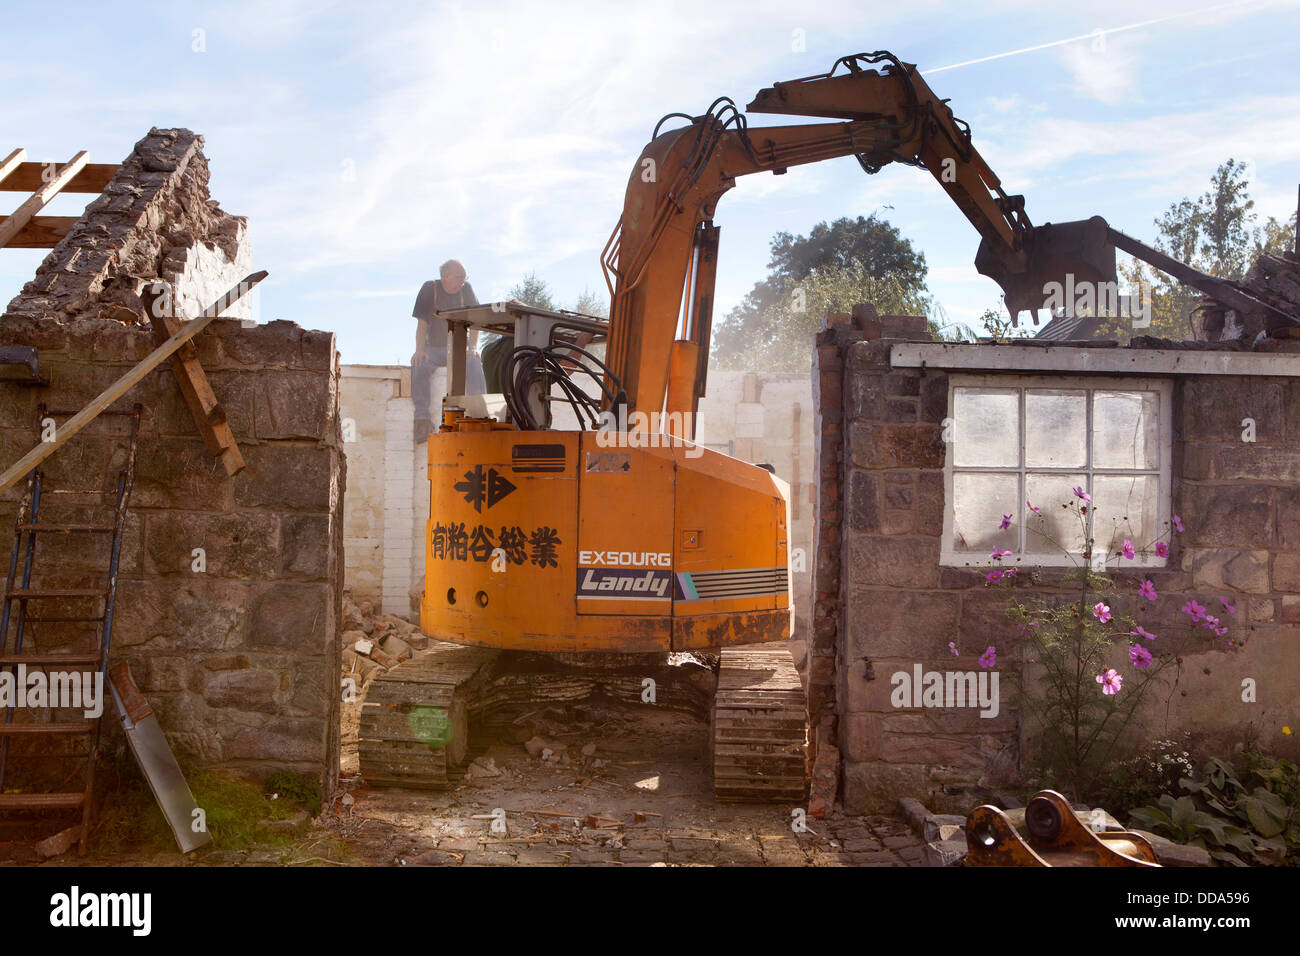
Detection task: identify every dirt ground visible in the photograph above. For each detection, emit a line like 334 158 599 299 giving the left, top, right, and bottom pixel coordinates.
5 700 922 867
322 703 924 867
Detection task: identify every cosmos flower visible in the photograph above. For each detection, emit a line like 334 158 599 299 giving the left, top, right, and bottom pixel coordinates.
1138 579 1158 601
1172 514 1184 533
1097 669 1123 695
999 514 1012 530
1073 486 1091 503
948 641 959 656
990 548 1011 561
1131 626 1157 641
978 646 997 669
1129 645 1153 669
1120 540 1136 560
1154 542 1169 558
1093 602 1112 623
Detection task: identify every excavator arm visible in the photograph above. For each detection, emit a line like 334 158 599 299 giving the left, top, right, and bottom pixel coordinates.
600 52 1116 435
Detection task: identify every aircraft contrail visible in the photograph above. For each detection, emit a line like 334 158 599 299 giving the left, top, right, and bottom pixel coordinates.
927 0 1258 73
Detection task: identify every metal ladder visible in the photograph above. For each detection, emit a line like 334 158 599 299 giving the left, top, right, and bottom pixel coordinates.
0 402 141 856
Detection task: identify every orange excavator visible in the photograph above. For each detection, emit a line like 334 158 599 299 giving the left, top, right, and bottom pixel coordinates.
356 51 1166 801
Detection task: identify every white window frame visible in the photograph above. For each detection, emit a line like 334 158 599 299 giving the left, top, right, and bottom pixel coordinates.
941 374 1174 569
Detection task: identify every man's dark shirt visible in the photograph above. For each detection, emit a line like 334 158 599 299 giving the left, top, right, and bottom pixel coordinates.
412 279 479 319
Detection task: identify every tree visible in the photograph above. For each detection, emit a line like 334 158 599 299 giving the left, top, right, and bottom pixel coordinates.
1117 160 1297 340
711 215 931 369
571 287 608 318
508 271 556 311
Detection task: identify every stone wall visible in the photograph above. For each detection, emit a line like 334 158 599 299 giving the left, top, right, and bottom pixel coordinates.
0 316 344 790
817 313 1300 814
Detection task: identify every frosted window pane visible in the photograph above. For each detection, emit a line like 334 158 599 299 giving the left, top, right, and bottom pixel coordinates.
953 388 1019 467
951 473 1019 554
1025 390 1087 468
1093 390 1159 469
1024 473 1087 555
1093 475 1158 559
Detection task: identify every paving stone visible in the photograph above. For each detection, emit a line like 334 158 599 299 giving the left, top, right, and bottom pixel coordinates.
619 849 668 865
882 834 920 849
845 850 902 865
462 850 516 866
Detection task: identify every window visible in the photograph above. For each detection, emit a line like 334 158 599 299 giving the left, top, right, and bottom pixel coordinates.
941 375 1173 568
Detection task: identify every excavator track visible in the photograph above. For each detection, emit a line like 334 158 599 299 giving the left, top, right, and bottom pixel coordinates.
359 641 499 789
711 645 809 803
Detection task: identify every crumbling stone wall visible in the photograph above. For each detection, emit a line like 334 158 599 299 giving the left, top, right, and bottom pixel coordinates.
0 127 341 792
817 313 1300 814
5 127 253 325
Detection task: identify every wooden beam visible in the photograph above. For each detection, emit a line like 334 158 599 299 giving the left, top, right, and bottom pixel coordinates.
0 161 118 193
0 151 90 249
0 148 26 188
4 215 78 248
141 285 246 477
0 271 267 494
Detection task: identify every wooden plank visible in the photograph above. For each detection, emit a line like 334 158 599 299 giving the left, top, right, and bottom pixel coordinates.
0 151 90 249
141 285 246 476
0 148 26 188
0 161 118 193
4 215 78 248
0 271 267 494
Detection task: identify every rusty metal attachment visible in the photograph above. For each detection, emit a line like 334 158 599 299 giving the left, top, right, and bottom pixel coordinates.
965 789 1160 867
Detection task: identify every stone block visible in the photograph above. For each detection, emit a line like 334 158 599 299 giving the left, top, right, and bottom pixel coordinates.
281 514 331 579
146 511 280 578
253 369 334 441
846 536 939 588
248 582 330 651
1178 484 1273 548
1181 378 1281 442
848 422 944 469
234 444 337 512
845 589 960 658
223 717 325 762
201 668 280 713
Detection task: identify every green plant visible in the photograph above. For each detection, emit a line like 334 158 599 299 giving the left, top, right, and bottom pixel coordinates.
986 496 1233 802
1129 753 1299 866
264 770 323 816
1095 733 1196 816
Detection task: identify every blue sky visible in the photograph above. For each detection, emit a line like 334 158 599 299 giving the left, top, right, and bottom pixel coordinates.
2 0 1297 365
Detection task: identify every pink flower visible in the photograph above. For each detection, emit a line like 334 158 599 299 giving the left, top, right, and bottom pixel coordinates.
1003 567 1017 577
1138 579 1157 601
1097 669 1123 695
990 548 1011 561
985 570 1003 583
1073 486 1092 503
1214 625 1229 636
1027 501 1041 515
1172 514 1184 533
1219 598 1236 615
1201 615 1220 630
1154 541 1169 558
999 514 1012 530
1131 626 1157 641
1093 602 1112 623
1120 539 1135 560
1128 645 1153 669
978 646 997 668
1181 600 1206 621
948 641 959 656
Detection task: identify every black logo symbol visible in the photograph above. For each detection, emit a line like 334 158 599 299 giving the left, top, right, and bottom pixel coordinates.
454 465 516 512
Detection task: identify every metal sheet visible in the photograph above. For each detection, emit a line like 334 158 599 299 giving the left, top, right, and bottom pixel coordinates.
109 663 213 854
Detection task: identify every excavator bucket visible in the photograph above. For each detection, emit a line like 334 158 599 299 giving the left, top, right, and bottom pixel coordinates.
976 215 1117 326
